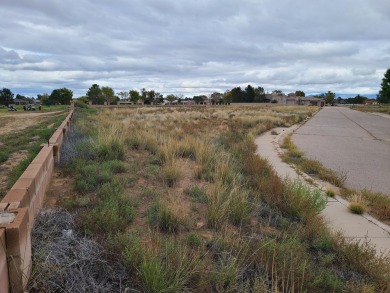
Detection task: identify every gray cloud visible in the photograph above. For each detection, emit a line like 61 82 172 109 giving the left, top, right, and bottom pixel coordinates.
0 0 389 97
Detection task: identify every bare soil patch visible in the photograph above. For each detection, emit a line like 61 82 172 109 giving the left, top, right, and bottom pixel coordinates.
0 111 64 136
0 150 28 195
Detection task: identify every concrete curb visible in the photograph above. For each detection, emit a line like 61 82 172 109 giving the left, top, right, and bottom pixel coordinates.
256 119 390 257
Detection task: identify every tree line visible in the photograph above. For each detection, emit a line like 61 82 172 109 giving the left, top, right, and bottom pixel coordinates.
1 68 389 107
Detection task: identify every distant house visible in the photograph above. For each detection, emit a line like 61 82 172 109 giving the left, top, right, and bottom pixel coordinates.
363 99 376 105
265 93 324 107
14 99 29 105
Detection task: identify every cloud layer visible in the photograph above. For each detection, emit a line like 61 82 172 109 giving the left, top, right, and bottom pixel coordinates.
1 0 389 97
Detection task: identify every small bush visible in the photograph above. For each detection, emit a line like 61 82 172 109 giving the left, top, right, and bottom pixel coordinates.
326 190 335 197
270 130 278 135
349 202 365 214
102 160 127 173
283 180 327 221
184 186 207 203
161 160 182 187
84 194 135 233
186 232 202 248
74 163 112 193
96 140 125 161
148 201 181 233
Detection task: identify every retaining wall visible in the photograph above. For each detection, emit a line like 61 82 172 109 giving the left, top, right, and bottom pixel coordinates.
0 103 74 292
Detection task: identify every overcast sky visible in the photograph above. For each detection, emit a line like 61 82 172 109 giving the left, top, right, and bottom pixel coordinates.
1 0 389 98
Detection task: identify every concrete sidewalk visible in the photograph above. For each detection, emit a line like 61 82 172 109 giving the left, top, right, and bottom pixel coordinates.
255 125 390 257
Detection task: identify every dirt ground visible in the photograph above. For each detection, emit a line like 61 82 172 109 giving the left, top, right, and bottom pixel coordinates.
0 110 65 196
0 110 64 136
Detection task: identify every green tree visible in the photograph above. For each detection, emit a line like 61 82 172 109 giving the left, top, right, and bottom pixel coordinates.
155 92 164 104
166 94 176 104
38 93 50 106
254 86 266 102
295 90 305 97
210 92 223 104
140 88 147 104
272 90 284 95
86 84 104 104
231 87 244 103
129 90 140 104
49 88 73 105
324 91 335 105
245 85 255 103
0 88 14 106
146 90 156 104
223 90 233 104
193 95 206 104
118 91 129 100
378 69 390 103
101 86 116 104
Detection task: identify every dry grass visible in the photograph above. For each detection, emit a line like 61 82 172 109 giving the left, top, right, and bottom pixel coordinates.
31 105 390 292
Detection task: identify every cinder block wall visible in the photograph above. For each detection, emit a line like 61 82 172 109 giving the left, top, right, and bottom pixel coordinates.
0 103 74 293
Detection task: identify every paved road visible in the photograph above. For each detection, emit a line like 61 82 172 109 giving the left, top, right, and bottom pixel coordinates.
256 127 390 256
292 107 390 194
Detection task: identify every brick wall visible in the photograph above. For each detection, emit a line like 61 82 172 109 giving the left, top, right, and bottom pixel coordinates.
0 103 74 292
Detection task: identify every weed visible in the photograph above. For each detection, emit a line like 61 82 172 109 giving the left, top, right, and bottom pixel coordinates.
83 193 135 233
161 158 182 187
186 232 202 248
148 200 182 233
282 179 327 221
184 186 207 203
326 190 336 197
349 202 365 214
102 160 127 173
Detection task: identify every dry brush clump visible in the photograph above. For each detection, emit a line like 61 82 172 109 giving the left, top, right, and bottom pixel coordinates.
29 105 390 292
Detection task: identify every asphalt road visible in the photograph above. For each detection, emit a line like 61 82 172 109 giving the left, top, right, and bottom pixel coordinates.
292 106 390 194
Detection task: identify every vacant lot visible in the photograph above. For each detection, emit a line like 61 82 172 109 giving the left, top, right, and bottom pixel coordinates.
30 105 389 292
0 109 68 198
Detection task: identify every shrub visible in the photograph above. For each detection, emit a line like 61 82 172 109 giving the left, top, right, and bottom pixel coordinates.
102 160 127 173
148 201 181 233
96 140 124 161
161 159 182 187
326 190 335 197
83 193 135 233
283 179 327 221
349 202 365 214
186 232 202 248
184 186 207 203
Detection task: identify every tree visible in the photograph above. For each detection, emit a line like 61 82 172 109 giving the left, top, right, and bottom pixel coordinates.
49 88 73 105
324 91 335 105
210 92 223 104
38 93 50 106
146 90 156 104
272 90 284 95
140 88 147 104
129 90 140 104
295 90 305 97
155 92 164 104
118 91 129 100
86 84 104 104
254 86 266 103
245 85 255 103
223 90 233 104
193 95 206 104
101 86 116 104
0 88 14 106
166 94 176 104
378 68 390 103
231 87 244 103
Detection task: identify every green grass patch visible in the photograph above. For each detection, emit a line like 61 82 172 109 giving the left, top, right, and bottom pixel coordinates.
184 186 207 203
